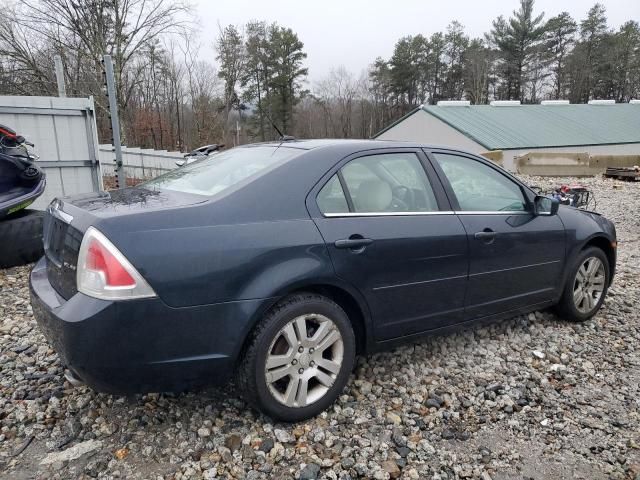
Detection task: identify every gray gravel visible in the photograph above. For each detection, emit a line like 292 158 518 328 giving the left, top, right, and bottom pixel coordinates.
1 175 639 480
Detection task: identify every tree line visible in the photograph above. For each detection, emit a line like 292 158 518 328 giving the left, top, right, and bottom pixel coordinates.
0 0 638 151
368 2 640 129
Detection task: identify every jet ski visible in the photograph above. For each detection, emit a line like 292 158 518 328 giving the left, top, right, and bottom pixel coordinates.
0 124 46 218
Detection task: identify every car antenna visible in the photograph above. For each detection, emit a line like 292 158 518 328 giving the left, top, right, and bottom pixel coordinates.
263 110 294 142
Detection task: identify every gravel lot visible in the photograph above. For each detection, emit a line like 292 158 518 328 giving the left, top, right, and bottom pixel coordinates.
1 175 639 480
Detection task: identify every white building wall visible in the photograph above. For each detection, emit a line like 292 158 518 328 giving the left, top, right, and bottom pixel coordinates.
376 109 640 172
376 109 486 155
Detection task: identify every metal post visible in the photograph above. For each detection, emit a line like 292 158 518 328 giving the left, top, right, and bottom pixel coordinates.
103 54 125 189
54 56 66 98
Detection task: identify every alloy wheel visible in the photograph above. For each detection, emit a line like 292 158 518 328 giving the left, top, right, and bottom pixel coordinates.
264 314 344 408
573 256 606 314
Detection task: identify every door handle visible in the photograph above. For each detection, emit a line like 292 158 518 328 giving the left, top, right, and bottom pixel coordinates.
474 229 497 243
334 237 373 250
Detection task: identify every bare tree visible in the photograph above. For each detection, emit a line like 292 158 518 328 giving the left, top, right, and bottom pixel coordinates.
463 39 493 104
3 0 192 140
314 67 359 137
182 36 224 147
0 3 57 95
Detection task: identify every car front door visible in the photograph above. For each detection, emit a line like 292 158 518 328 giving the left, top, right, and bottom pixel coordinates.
308 149 469 341
428 150 566 319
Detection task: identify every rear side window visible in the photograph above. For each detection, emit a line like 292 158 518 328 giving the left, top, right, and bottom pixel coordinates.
317 152 438 214
317 175 349 214
145 146 302 196
433 153 527 212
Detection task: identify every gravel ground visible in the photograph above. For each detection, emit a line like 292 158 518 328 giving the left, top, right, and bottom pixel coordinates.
1 175 639 480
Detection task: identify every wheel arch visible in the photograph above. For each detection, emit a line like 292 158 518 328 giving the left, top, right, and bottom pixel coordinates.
581 235 616 284
232 279 372 370
289 283 369 355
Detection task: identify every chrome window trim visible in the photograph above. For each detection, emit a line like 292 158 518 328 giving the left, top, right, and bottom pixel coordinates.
323 211 454 217
456 211 530 215
322 210 531 218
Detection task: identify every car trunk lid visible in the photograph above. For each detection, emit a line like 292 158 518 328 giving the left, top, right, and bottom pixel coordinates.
43 187 207 300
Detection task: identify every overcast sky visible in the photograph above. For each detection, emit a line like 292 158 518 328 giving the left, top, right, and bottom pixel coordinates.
193 0 639 84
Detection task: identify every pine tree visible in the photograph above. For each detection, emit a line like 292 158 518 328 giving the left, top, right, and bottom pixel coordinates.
243 21 271 141
443 21 469 100
488 0 546 101
389 35 427 109
570 3 609 102
428 32 447 103
544 12 577 99
264 26 308 136
216 25 245 140
610 21 640 102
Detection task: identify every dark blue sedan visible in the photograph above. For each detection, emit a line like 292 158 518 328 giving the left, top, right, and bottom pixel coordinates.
29 140 616 421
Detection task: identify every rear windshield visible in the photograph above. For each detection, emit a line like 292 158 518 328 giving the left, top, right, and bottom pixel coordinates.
144 146 303 196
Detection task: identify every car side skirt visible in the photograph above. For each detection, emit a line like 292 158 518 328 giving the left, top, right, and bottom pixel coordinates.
370 300 556 354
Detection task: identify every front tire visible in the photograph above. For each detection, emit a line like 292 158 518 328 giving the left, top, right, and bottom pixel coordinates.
236 293 356 422
555 247 610 322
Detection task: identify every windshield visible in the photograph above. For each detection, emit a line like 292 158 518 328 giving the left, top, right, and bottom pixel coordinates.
144 146 303 196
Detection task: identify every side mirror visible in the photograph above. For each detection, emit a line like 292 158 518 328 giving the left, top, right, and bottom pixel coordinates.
175 160 186 167
534 195 559 216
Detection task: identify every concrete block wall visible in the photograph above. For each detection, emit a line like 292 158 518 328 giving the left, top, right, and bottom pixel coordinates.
515 152 640 176
480 150 504 165
589 155 640 171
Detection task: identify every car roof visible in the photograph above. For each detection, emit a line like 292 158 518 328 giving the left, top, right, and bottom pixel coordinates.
234 139 488 172
237 138 444 151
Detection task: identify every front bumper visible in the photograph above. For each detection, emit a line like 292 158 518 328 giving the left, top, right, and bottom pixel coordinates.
29 257 267 394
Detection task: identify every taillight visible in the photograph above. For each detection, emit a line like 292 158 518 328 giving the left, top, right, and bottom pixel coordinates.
77 227 156 300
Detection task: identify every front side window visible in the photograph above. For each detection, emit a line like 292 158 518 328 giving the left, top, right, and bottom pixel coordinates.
318 153 438 214
433 153 527 212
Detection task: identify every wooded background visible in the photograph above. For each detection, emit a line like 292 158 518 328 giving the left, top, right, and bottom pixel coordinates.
1 0 638 151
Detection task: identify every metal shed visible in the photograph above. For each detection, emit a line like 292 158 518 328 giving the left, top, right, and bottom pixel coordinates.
0 96 102 209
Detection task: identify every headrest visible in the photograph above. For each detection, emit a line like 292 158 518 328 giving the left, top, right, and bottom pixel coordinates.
355 180 392 212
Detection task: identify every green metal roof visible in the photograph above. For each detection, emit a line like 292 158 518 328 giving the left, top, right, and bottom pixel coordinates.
419 104 640 150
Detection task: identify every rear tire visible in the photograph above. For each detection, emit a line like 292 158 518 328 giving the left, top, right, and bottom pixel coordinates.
0 209 44 268
554 247 609 322
236 293 356 422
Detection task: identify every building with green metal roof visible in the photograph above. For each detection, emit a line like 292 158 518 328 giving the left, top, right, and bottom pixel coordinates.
374 101 640 172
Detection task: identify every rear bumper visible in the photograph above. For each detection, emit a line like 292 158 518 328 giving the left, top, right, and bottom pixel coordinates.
29 257 268 394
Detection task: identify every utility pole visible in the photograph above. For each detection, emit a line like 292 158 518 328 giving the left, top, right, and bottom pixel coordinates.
102 55 126 189
54 56 66 98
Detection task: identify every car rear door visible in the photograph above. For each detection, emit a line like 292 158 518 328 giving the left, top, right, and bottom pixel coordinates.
427 150 566 319
307 148 469 341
